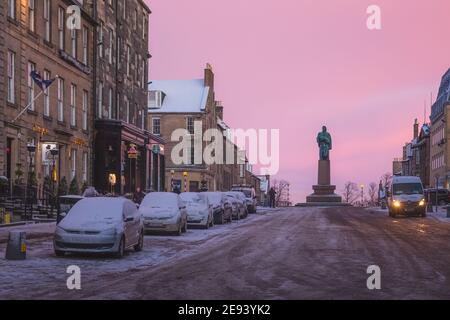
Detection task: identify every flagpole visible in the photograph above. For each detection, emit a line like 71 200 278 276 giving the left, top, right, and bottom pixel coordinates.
12 75 59 124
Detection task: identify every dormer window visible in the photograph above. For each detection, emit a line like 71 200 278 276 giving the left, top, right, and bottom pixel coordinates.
149 90 165 109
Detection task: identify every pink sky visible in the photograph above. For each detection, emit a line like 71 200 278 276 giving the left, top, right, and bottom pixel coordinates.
146 0 450 203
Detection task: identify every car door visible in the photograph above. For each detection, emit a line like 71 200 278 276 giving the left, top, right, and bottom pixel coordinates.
123 201 139 246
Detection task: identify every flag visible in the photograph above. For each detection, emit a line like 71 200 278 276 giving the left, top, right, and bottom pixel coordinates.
30 71 56 91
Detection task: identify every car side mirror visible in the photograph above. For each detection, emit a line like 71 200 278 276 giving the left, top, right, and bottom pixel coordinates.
60 212 67 218
124 217 134 222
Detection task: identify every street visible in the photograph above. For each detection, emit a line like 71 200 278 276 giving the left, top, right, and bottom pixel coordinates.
1 206 450 300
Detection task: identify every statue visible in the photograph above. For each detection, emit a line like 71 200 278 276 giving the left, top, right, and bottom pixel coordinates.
316 126 332 161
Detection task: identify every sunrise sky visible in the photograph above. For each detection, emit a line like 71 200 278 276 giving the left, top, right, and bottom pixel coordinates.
147 0 450 203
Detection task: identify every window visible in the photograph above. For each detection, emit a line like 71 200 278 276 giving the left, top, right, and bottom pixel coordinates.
82 152 88 182
187 117 195 134
134 9 138 31
70 84 76 126
44 0 51 42
28 0 35 32
98 81 103 118
57 78 64 122
142 14 146 39
135 54 139 83
58 7 65 50
126 45 131 77
7 51 15 104
108 29 113 64
117 36 121 69
98 22 104 58
82 90 88 130
142 59 146 89
27 62 36 111
82 26 88 65
71 149 77 179
8 0 16 19
152 118 161 135
71 29 77 58
108 88 113 119
125 97 130 123
43 70 51 116
123 0 127 20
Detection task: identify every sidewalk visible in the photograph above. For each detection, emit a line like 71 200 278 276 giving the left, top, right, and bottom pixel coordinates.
0 222 56 244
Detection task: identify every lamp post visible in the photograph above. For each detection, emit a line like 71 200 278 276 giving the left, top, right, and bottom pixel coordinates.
170 170 175 192
50 147 59 197
360 184 365 207
26 143 36 219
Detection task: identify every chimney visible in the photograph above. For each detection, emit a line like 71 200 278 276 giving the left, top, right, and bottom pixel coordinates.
413 118 419 139
204 63 214 90
215 101 223 120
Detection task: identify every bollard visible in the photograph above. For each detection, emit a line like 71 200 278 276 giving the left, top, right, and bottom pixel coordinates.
5 231 27 260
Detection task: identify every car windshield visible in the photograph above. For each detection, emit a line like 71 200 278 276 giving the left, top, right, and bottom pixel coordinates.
141 193 178 209
204 193 222 205
232 189 252 198
65 198 123 223
393 183 423 195
180 193 206 205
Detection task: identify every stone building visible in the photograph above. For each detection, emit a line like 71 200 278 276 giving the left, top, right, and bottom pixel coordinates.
429 68 450 188
0 0 96 196
92 0 163 194
148 65 248 192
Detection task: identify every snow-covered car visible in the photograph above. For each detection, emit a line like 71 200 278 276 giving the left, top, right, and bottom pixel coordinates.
180 192 214 229
203 192 232 224
139 192 187 235
231 185 257 213
54 197 144 258
224 192 248 220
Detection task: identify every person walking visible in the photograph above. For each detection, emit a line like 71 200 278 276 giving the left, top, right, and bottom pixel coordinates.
269 187 276 208
132 187 145 204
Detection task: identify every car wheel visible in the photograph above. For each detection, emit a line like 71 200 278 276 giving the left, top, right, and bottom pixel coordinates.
114 237 125 259
134 230 144 252
54 250 65 257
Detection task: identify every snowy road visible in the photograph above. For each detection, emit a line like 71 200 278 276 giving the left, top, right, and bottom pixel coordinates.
1 206 450 299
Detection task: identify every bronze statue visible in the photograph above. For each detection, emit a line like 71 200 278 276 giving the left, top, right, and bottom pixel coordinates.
317 126 332 160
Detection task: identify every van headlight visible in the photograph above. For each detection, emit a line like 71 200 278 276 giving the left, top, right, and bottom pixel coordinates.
393 200 401 208
419 199 426 206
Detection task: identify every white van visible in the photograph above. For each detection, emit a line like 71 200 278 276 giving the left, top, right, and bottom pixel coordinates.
387 176 426 218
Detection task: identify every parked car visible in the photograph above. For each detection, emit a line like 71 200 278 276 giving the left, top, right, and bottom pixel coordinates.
54 197 144 258
203 192 232 224
224 192 248 219
57 195 85 224
139 192 187 235
181 192 214 229
231 185 257 213
424 188 450 206
387 176 426 218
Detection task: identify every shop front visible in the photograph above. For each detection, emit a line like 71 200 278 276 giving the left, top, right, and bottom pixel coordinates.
94 120 167 195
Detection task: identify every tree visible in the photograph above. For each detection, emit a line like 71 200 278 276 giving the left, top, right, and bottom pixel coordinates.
367 182 378 206
69 177 80 195
381 172 392 189
271 179 291 207
342 181 359 204
58 177 68 196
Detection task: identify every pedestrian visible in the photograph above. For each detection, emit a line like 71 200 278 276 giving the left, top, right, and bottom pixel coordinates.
172 185 181 195
132 187 145 204
269 187 276 208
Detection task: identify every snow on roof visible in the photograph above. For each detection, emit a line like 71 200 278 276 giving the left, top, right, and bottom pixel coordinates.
149 80 210 113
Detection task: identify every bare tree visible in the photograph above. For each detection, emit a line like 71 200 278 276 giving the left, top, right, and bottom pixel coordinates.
381 172 392 189
342 181 359 204
271 179 291 207
368 182 378 206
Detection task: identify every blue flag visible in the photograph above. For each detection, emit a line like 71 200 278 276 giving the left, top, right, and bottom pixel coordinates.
30 71 56 91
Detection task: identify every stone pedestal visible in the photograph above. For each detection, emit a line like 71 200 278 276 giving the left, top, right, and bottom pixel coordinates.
303 160 347 206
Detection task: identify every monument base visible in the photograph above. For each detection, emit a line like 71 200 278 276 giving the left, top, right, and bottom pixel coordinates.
301 159 351 207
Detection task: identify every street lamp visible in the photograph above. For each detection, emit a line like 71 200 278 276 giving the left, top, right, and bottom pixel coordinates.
26 143 36 219
360 184 365 207
49 147 59 195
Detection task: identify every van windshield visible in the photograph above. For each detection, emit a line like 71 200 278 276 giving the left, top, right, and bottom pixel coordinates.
393 183 423 195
